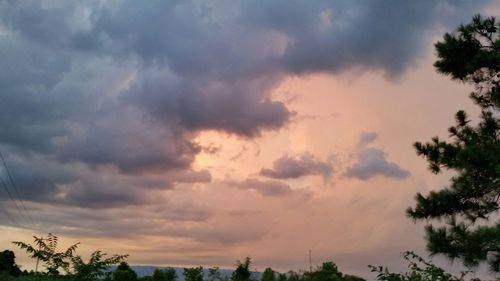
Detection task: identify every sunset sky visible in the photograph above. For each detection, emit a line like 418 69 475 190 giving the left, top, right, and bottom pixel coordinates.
0 0 499 278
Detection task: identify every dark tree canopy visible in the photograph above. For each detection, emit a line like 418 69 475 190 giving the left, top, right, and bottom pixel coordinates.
183 266 204 281
261 268 276 281
0 250 21 277
407 15 500 273
231 257 252 281
303 262 343 281
12 233 79 275
113 262 138 281
72 251 127 281
154 268 178 281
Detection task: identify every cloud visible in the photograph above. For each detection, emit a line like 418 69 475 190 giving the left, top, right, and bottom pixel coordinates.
345 147 410 180
6 200 214 239
345 133 410 181
0 1 482 175
359 132 378 146
260 153 333 179
0 0 483 245
240 0 483 77
237 179 292 197
0 153 211 209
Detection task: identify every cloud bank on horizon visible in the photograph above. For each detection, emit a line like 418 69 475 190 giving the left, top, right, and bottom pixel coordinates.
0 0 492 274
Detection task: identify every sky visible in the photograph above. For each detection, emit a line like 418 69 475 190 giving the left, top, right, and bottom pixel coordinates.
0 0 498 278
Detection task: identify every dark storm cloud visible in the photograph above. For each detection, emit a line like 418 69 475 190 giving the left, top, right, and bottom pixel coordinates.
0 152 211 209
260 153 333 179
345 133 410 181
240 0 484 77
0 0 483 211
122 69 290 137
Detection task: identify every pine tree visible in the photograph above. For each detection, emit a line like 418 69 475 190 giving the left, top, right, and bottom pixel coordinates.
407 15 500 273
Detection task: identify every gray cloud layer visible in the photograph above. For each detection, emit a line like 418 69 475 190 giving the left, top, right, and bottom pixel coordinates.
260 153 333 179
345 133 410 181
0 0 483 229
237 178 292 197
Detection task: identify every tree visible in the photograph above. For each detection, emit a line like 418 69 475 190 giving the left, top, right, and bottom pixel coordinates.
407 15 500 273
153 268 178 281
208 267 228 281
287 271 301 281
303 262 342 281
261 268 276 281
342 275 365 281
276 274 287 281
231 257 252 281
113 262 138 281
369 251 471 281
183 266 204 281
12 233 79 275
71 251 128 281
0 250 21 277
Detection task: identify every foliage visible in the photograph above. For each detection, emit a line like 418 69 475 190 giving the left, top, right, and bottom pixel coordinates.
153 268 178 281
231 257 252 281
12 233 79 275
276 274 287 281
407 14 500 273
113 262 138 281
0 271 16 281
369 251 471 281
433 15 499 107
261 268 276 281
303 262 343 281
0 253 370 281
4 270 77 281
341 275 365 281
71 251 128 281
208 267 228 281
183 266 204 281
0 250 21 277
286 271 301 281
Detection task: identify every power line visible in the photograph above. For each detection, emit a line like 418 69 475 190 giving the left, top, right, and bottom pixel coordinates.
0 185 18 227
0 171 27 226
0 150 35 227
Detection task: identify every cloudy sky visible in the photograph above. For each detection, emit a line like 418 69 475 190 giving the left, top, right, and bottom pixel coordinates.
0 0 498 278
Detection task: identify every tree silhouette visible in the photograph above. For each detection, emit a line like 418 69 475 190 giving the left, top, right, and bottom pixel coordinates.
12 233 79 275
153 268 178 281
113 261 138 281
303 262 342 281
183 266 204 281
261 268 276 281
407 15 500 273
369 251 468 281
231 257 252 281
71 250 128 281
0 250 21 277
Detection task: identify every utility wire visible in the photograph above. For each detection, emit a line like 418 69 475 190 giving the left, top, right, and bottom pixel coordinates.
0 196 17 226
0 172 27 226
0 150 35 227
0 181 18 227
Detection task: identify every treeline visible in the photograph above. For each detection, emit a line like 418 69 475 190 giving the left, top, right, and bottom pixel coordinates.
1 241 366 281
110 258 366 281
